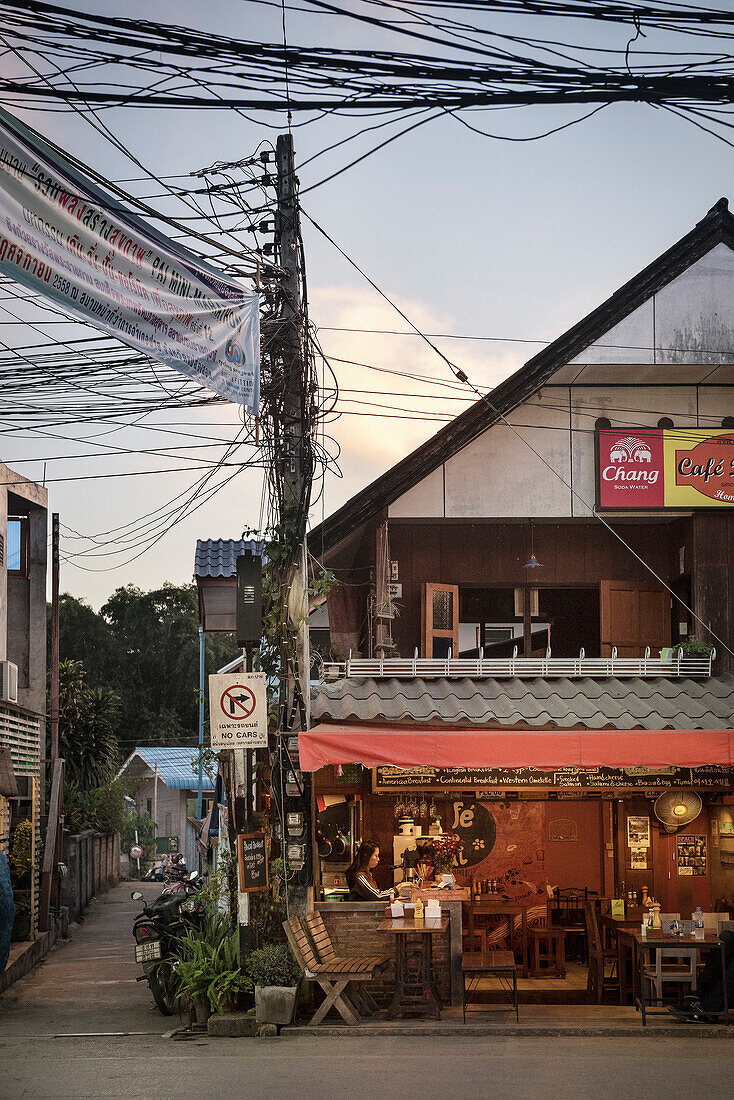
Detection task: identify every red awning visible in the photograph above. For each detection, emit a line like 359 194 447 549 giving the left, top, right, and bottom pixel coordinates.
298 723 734 772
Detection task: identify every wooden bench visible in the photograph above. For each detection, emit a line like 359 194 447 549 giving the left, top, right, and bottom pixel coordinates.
283 916 386 1026
461 949 518 1023
303 912 390 1016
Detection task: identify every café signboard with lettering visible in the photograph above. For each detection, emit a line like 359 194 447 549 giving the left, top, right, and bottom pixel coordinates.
373 764 734 792
596 427 734 510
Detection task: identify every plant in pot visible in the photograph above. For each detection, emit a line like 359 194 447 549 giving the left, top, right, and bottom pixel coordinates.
427 833 464 877
206 928 253 1015
246 943 301 1026
172 933 217 1024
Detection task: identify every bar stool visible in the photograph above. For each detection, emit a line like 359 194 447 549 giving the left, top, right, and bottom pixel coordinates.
529 926 566 978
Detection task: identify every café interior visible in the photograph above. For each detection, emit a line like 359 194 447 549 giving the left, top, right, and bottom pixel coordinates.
295 759 734 1025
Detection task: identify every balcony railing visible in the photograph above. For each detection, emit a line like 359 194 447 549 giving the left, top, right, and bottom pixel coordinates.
323 646 716 681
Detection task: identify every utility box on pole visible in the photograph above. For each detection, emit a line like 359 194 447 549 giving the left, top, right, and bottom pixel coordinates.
236 549 262 646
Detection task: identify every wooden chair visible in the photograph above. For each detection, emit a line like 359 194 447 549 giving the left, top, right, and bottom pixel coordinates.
529 926 566 978
550 889 588 962
584 900 619 1003
704 912 729 932
283 916 384 1026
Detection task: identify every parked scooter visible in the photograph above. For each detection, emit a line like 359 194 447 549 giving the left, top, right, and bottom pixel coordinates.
130 870 205 1015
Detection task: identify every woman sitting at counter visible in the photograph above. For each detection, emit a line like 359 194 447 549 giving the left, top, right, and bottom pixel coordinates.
346 840 394 901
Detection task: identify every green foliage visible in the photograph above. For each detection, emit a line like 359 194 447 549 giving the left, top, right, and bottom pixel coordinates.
10 819 34 876
173 914 252 1012
54 659 121 790
245 943 300 988
64 777 130 836
53 586 238 749
679 635 715 658
121 809 156 863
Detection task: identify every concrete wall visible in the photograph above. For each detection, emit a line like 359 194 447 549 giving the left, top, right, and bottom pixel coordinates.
388 385 734 522
60 831 120 925
1 463 48 718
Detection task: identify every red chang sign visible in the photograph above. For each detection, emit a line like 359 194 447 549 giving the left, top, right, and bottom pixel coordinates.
597 428 734 510
597 429 664 509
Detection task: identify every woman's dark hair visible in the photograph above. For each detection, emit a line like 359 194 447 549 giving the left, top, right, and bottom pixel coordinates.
346 839 379 891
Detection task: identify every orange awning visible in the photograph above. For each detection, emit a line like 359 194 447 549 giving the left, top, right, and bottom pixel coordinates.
298 723 734 772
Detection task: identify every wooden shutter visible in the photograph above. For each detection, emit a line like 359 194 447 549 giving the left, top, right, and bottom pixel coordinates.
421 582 459 658
600 580 670 657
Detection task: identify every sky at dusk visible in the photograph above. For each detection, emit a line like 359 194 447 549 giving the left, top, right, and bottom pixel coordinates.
3 1 734 607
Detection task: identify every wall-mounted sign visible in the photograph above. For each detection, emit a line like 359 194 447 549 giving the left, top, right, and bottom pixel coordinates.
627 815 650 849
237 832 269 893
677 834 708 877
373 765 734 792
597 428 734 510
209 672 267 749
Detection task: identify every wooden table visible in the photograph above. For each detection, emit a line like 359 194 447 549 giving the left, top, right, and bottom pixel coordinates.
631 930 729 1026
599 916 640 1004
468 902 529 978
378 916 449 1019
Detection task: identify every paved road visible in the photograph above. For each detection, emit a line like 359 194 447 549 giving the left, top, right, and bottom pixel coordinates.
2 883 734 1099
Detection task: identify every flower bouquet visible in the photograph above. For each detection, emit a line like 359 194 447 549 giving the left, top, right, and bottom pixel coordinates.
426 833 463 875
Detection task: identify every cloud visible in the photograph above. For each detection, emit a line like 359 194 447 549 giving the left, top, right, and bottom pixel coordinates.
309 283 526 517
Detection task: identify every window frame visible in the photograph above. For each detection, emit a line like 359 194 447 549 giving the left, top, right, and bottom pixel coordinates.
7 516 30 577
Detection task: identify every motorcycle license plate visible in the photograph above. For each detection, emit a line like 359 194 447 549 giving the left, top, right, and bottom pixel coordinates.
135 940 162 964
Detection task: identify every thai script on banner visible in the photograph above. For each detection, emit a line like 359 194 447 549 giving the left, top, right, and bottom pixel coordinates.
597 427 734 509
0 108 259 408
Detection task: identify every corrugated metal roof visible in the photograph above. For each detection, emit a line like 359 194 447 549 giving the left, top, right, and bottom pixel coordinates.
123 747 214 791
312 675 734 731
194 539 264 579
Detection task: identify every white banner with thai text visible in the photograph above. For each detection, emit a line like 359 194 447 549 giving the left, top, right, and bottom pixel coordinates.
0 108 259 408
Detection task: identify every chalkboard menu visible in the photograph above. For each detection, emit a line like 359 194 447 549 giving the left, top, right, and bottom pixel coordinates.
237 832 269 893
373 765 734 792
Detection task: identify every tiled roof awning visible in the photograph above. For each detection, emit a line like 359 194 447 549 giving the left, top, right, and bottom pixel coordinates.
299 723 734 772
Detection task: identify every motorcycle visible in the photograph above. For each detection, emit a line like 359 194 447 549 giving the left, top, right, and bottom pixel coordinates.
130 870 205 1015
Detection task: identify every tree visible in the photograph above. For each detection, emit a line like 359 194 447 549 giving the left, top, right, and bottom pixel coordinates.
52 583 238 752
50 594 120 693
55 659 121 790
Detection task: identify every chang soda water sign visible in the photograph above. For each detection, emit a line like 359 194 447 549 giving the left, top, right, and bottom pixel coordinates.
597 427 734 510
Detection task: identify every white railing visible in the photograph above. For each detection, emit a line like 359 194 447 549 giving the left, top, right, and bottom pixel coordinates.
323 646 716 681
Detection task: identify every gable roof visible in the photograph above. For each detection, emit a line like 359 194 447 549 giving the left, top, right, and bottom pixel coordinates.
311 198 734 556
117 746 214 791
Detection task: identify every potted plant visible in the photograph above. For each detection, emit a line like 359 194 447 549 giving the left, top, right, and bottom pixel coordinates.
426 833 464 877
246 943 301 1026
206 928 253 1015
173 936 217 1024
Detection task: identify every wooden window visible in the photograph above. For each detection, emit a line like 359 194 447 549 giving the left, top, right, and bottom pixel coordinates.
600 580 670 657
421 582 459 658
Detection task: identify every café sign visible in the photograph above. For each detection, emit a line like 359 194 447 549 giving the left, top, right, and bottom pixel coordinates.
596 427 734 510
373 764 734 791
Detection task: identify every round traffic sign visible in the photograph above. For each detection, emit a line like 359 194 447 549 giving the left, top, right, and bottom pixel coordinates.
220 683 257 721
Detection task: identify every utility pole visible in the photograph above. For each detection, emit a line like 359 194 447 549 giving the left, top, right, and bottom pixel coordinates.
50 512 59 763
274 133 314 913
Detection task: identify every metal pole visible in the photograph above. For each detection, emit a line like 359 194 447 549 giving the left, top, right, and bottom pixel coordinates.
152 763 158 848
50 513 59 762
197 626 205 819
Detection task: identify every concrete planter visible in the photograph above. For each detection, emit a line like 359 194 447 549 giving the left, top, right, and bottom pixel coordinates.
255 985 297 1025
